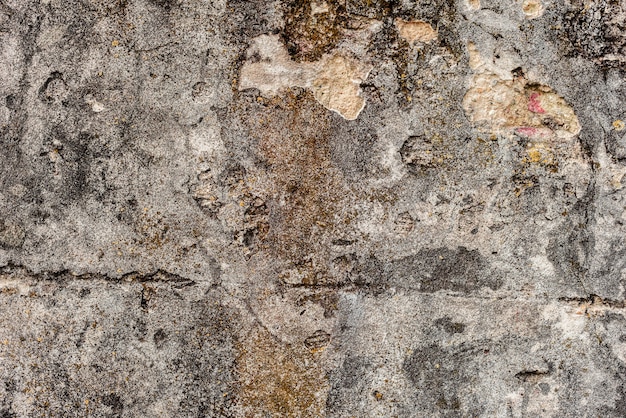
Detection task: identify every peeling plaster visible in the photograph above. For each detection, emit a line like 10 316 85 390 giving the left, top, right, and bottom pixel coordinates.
239 35 371 120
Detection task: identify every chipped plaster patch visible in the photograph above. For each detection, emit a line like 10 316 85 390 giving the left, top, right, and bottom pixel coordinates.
394 18 437 44
312 55 368 120
466 0 481 10
463 43 580 141
239 34 371 120
310 1 329 15
522 0 544 19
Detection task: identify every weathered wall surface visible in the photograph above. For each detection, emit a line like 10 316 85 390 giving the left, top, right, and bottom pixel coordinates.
1 0 626 416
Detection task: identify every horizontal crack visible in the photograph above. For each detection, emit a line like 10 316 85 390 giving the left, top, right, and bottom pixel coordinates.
558 294 625 309
0 262 197 287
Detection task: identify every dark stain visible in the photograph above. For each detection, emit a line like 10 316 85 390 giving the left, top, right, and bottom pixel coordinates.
403 343 485 414
175 300 238 417
350 255 388 295
153 328 168 349
514 362 553 382
591 238 626 292
140 284 154 311
5 94 17 110
614 384 626 415
400 134 447 171
546 222 591 285
0 409 16 418
223 0 278 45
303 329 331 349
387 246 498 293
75 320 90 349
4 380 16 394
36 128 113 204
331 239 355 246
345 0 398 19
58 132 91 200
218 162 246 190
331 253 357 280
402 0 457 26
339 356 369 389
434 316 466 334
604 124 626 162
207 256 222 283
0 220 25 249
327 117 379 181
241 197 269 253
563 0 626 68
38 71 66 104
101 393 124 416
149 0 179 10
326 355 371 415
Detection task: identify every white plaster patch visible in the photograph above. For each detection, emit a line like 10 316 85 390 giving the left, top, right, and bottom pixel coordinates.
529 254 556 277
84 95 105 113
0 34 23 89
542 302 588 341
239 35 371 120
188 113 224 156
37 24 66 49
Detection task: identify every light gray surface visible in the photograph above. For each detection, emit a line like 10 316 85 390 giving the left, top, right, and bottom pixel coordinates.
1 0 626 416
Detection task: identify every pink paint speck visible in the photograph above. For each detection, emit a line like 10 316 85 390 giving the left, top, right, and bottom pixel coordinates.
515 127 539 136
528 93 545 113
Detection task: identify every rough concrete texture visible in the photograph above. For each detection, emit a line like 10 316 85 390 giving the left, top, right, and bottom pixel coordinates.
2 0 626 417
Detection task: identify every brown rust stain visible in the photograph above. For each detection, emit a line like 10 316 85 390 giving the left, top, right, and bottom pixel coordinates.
236 327 329 417
243 90 353 284
232 89 353 415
